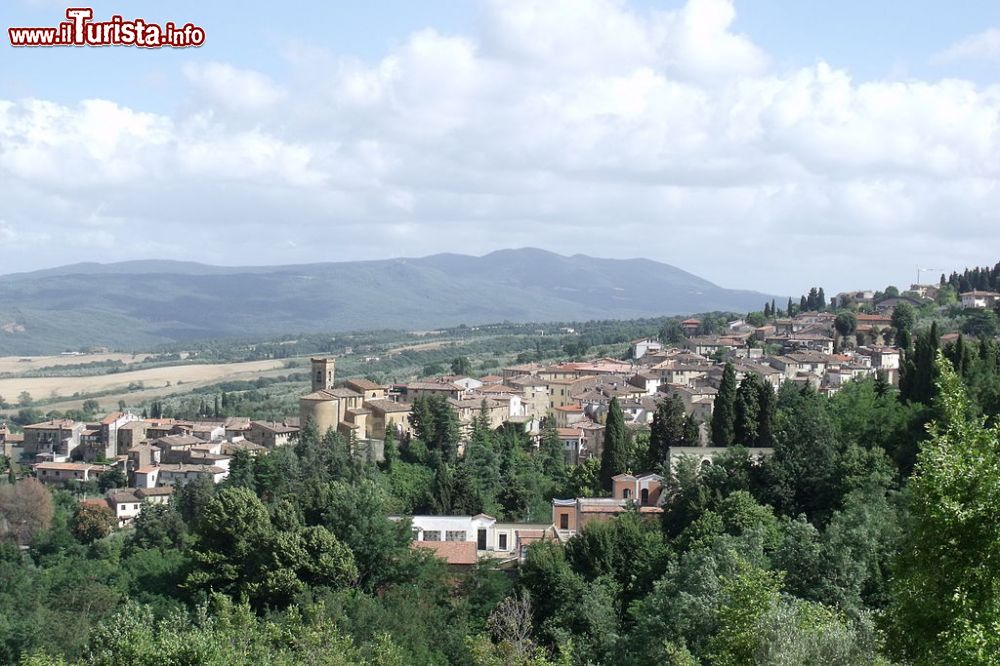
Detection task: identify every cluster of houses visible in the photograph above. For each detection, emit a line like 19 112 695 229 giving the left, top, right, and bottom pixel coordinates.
15 412 295 525
6 301 918 560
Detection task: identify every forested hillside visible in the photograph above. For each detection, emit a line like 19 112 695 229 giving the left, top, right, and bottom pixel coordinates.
0 249 775 354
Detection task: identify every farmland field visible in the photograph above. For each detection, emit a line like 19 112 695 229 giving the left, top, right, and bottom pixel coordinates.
0 359 291 407
0 352 154 375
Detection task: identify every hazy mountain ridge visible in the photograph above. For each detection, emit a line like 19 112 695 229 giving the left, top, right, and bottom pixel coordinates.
0 248 777 354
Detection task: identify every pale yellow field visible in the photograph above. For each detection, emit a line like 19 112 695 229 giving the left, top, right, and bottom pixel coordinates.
0 359 288 403
0 352 154 375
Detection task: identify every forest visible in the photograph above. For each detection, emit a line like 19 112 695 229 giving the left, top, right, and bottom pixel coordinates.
0 330 999 664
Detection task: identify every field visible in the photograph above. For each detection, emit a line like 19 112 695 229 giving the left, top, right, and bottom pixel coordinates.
0 359 293 413
0 352 153 375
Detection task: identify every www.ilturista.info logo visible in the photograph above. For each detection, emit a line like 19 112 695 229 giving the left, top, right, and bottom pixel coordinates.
8 8 205 48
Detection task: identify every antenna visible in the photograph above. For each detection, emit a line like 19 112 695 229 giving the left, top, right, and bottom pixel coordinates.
915 266 942 286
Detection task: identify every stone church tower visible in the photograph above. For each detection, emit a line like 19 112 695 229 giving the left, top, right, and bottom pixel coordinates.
311 357 336 392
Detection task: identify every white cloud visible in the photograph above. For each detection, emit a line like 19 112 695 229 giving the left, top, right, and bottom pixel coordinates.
0 0 999 293
183 62 285 112
931 28 1000 64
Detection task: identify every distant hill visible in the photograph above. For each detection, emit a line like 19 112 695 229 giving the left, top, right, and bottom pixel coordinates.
0 248 779 354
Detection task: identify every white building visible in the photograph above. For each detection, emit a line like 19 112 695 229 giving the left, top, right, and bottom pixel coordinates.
630 338 663 360
394 514 558 564
960 291 1000 309
134 463 228 488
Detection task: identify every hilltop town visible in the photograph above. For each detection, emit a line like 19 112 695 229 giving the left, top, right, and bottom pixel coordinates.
5 274 997 566
0 263 998 664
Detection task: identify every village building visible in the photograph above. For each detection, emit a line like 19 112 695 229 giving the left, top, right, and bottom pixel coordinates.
246 420 299 449
960 290 1000 309
33 461 111 485
552 473 666 536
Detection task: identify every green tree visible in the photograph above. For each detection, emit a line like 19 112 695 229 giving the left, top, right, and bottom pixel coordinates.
451 356 473 376
648 394 696 469
711 363 737 447
383 423 399 470
733 374 764 448
538 418 566 479
889 354 1000 664
834 311 857 341
900 323 940 405
131 502 186 551
97 468 126 493
891 302 916 347
763 387 845 525
600 398 629 491
962 309 999 338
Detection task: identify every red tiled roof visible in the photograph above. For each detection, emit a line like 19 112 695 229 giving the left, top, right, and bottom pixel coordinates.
413 540 478 565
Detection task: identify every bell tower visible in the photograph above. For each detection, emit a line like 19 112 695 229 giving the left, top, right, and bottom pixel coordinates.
311 357 336 392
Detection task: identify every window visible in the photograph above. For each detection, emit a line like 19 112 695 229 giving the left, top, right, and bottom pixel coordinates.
498 533 508 550
622 488 632 499
133 504 140 510
477 529 488 550
445 530 466 541
640 488 649 505
422 530 441 541
560 514 569 530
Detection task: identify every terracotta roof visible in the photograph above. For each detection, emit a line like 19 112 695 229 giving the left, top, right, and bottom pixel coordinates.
406 381 463 391
364 399 412 414
343 378 383 391
24 419 78 430
136 486 175 497
251 421 298 434
413 540 478 565
478 384 517 394
34 462 107 472
99 412 126 425
152 434 205 447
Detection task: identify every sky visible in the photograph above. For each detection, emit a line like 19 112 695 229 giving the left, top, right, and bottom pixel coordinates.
2 0 1000 294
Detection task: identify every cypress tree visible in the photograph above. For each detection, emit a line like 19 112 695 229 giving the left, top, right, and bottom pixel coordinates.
818 287 826 310
538 417 566 477
383 423 398 470
647 394 688 469
874 371 891 398
756 382 775 448
770 299 776 317
431 458 455 514
800 295 808 312
711 362 737 447
787 297 794 317
600 397 630 491
734 373 763 447
682 414 700 446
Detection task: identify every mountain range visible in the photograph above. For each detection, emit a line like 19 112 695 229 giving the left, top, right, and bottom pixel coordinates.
0 248 778 354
